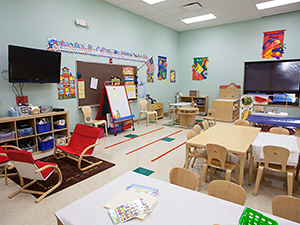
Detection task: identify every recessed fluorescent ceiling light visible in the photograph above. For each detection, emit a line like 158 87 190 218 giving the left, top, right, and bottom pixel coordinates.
256 0 300 10
181 13 217 24
142 0 165 5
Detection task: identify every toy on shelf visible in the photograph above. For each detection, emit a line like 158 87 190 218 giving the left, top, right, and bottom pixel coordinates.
219 83 241 99
146 94 157 104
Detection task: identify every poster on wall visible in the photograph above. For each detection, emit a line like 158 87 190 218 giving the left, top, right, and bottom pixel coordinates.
146 57 154 83
170 69 176 83
262 30 286 59
57 67 76 100
157 56 167 82
192 57 209 81
123 66 137 100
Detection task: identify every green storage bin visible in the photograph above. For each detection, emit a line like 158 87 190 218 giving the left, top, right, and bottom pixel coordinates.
239 207 278 225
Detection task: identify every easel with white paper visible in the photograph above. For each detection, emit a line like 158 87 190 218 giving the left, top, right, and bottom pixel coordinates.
96 81 134 135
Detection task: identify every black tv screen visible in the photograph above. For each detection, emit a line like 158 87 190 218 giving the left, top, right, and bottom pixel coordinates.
244 59 300 94
9 45 61 83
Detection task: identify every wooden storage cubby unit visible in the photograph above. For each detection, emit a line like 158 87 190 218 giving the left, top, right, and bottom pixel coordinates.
212 99 240 122
0 111 70 154
147 102 164 120
179 96 209 115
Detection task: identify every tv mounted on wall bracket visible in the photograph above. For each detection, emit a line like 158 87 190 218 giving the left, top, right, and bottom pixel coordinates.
243 59 300 106
9 45 61 83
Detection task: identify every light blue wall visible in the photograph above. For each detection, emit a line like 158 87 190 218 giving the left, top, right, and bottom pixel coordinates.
0 0 179 131
0 1 299 131
178 11 300 116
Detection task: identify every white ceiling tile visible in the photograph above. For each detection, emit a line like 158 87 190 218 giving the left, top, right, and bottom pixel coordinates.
102 0 300 32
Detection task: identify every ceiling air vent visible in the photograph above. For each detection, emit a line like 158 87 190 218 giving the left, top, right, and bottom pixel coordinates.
182 2 202 12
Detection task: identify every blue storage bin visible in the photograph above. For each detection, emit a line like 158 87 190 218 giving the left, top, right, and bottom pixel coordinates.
17 127 34 137
54 124 66 129
37 122 51 133
38 139 54 151
109 124 122 133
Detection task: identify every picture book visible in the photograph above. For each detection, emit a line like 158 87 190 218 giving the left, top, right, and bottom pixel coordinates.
108 198 151 224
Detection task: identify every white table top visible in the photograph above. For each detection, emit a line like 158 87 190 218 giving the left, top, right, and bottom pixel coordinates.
55 171 298 225
169 102 191 107
252 132 300 166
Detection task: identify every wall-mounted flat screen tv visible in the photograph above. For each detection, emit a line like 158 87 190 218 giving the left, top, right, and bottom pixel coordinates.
9 45 61 83
243 59 300 94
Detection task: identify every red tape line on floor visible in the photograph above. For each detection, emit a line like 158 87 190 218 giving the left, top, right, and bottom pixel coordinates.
105 127 164 149
151 142 186 162
125 130 183 155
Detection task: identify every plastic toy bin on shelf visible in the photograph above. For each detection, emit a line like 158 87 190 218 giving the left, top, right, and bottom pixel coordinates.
38 139 54 151
23 145 36 153
17 127 34 137
0 131 15 142
37 122 51 134
54 120 66 129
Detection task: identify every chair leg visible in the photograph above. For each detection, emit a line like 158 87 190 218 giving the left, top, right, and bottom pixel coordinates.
146 114 149 127
253 166 264 196
104 121 108 137
137 112 142 124
235 166 239 184
287 172 294 196
9 179 37 199
225 170 231 182
209 167 214 180
191 157 197 167
295 155 300 180
197 164 208 191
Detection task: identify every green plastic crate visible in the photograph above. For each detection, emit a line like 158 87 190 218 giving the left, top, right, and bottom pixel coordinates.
239 207 278 225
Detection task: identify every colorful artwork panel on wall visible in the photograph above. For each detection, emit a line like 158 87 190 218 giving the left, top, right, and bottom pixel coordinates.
57 67 76 100
146 57 154 83
158 56 167 82
262 30 286 59
192 57 209 81
170 69 176 83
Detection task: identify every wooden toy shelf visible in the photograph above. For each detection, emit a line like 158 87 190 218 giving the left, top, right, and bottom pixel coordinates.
0 111 70 154
147 102 164 120
179 96 208 115
212 99 239 122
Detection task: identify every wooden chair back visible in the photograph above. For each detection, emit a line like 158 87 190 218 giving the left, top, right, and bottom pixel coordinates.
187 130 197 140
272 195 300 223
190 101 195 107
206 143 227 170
169 167 198 191
208 180 246 205
202 120 209 131
81 106 93 124
263 145 289 172
193 124 201 135
234 119 250 126
207 109 216 117
270 127 289 135
139 99 148 112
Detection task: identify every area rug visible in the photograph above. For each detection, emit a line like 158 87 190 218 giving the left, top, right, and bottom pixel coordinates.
9 155 115 199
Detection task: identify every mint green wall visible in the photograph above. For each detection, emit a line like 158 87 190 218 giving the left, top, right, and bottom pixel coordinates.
0 0 179 130
178 11 300 116
0 1 299 131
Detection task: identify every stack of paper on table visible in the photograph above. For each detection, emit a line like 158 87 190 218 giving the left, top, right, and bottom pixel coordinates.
104 189 158 220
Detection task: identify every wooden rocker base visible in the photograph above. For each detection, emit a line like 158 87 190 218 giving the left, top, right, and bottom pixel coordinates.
9 167 62 203
54 148 102 171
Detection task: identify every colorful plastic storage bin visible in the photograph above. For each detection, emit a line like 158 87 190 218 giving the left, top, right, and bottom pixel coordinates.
37 122 51 134
0 131 15 142
109 125 122 133
17 127 34 137
38 139 54 151
239 207 278 225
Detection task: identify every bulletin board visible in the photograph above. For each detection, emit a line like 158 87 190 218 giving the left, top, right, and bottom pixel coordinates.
76 61 137 107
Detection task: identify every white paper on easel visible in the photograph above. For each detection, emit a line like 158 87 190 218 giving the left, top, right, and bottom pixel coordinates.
90 77 98 90
112 88 120 99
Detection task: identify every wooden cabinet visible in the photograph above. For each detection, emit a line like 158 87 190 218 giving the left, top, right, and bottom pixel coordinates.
0 111 70 154
212 99 239 122
147 102 164 120
179 96 208 115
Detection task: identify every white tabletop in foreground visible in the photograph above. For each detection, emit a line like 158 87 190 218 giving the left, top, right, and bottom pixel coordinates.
55 171 298 225
252 132 299 166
